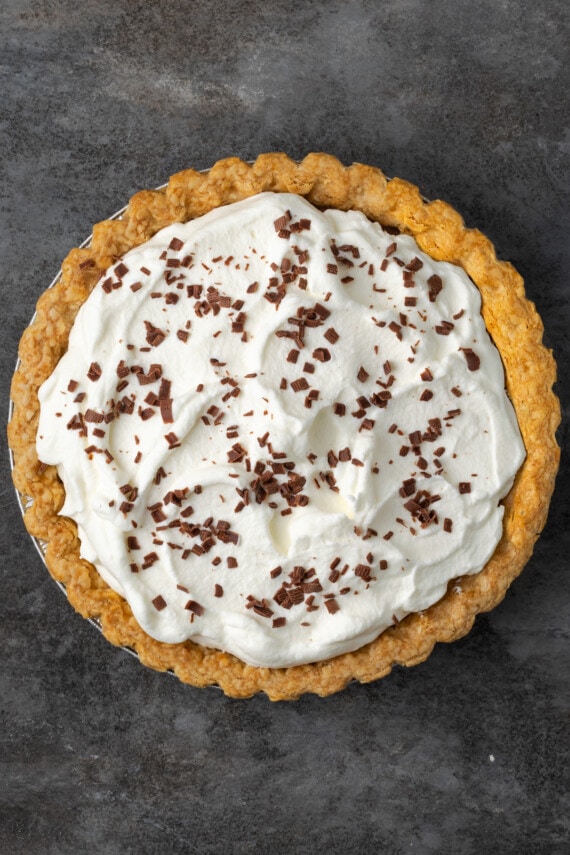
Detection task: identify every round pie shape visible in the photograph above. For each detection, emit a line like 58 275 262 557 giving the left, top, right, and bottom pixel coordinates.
8 153 560 700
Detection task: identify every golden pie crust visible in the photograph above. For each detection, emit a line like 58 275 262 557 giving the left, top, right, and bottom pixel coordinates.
9 153 560 700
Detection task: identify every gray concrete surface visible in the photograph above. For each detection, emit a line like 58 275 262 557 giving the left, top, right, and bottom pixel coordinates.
1 1 568 853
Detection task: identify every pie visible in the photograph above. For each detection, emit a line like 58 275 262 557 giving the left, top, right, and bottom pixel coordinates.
8 153 560 700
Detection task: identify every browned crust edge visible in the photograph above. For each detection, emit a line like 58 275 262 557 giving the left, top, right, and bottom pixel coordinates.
8 153 561 700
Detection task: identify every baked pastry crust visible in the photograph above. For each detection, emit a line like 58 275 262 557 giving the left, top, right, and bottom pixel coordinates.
9 153 560 700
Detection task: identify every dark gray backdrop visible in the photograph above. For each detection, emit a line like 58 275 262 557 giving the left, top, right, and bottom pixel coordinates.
1 1 568 853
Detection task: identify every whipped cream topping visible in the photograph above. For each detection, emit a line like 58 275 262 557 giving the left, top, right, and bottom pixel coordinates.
37 192 525 667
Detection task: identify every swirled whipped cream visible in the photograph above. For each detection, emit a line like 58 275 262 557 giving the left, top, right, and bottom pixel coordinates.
37 192 525 667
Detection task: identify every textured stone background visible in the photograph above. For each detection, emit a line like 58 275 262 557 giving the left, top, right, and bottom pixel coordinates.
1 1 568 853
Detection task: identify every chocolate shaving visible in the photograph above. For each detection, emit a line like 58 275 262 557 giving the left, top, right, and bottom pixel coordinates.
461 348 481 371
291 377 309 393
164 431 180 448
355 564 375 583
87 362 102 382
399 477 417 498
144 321 167 347
115 262 129 278
388 321 402 340
274 213 291 232
427 274 443 302
312 347 331 362
185 600 204 616
84 409 104 423
136 364 163 385
435 320 454 336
